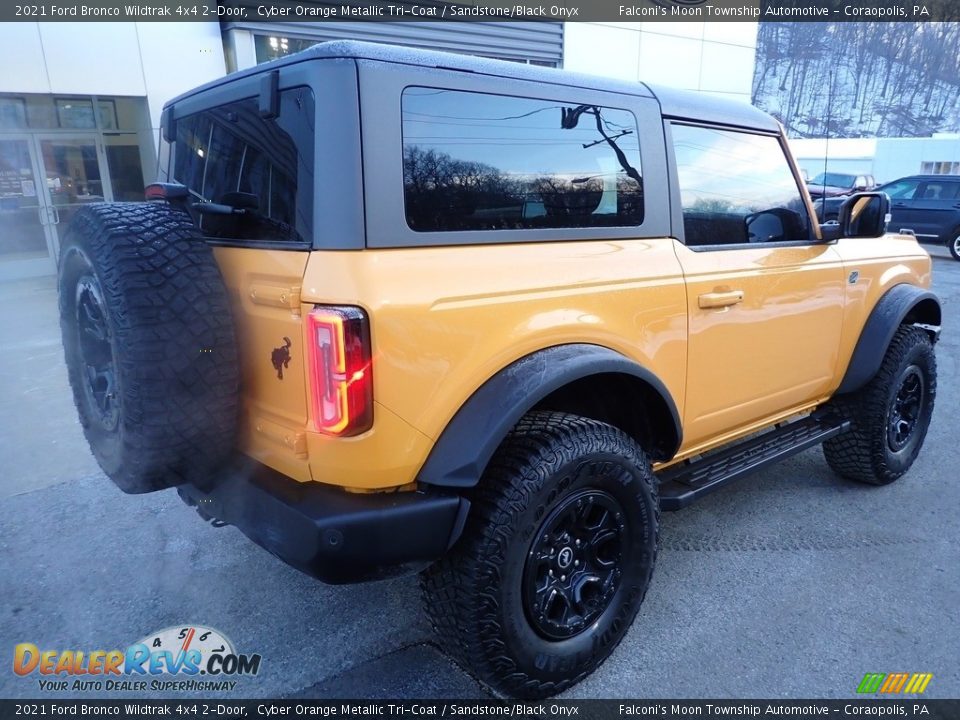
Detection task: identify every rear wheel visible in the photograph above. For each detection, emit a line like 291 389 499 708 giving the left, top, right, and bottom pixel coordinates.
949 232 960 260
421 411 659 698
58 203 239 493
823 326 936 485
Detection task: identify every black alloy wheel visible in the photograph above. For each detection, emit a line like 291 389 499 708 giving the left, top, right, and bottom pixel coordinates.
74 276 120 433
523 489 626 640
421 411 660 698
886 365 926 453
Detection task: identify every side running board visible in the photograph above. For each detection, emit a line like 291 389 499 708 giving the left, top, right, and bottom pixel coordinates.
657 413 851 511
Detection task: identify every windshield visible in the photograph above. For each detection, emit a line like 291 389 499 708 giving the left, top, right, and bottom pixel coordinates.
809 172 857 188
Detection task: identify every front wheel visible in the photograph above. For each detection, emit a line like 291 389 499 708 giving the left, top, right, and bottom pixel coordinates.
949 232 960 261
421 411 659 698
823 326 936 484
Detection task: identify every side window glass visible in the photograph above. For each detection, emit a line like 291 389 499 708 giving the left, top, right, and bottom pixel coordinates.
884 180 920 199
173 113 211 197
670 124 811 247
919 181 958 200
401 87 643 232
171 86 315 244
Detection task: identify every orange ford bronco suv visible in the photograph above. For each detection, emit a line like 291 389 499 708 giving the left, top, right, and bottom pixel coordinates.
58 42 940 698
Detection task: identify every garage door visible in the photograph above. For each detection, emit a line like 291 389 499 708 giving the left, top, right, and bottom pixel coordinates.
225 15 563 67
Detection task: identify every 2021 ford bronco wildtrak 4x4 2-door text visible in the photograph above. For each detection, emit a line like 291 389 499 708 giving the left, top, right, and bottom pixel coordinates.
59 42 940 698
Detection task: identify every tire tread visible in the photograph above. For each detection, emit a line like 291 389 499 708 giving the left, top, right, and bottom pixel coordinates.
59 202 239 492
420 411 659 698
823 325 936 484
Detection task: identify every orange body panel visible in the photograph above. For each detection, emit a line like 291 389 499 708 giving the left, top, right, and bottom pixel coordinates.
831 234 933 379
299 238 688 489
672 242 847 451
212 246 312 482
214 230 931 490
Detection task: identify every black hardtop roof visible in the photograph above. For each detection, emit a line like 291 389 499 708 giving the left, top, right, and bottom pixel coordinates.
165 40 778 133
881 174 960 182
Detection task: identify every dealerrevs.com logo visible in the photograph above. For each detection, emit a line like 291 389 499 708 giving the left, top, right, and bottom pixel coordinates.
13 625 261 692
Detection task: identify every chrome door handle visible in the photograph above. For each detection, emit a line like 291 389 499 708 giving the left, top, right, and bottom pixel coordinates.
50 205 60 225
38 206 49 226
699 290 744 309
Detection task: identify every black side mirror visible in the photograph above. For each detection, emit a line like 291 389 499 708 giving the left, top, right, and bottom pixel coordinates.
839 192 890 238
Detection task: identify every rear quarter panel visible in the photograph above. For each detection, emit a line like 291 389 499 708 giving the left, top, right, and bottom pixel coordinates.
300 239 688 487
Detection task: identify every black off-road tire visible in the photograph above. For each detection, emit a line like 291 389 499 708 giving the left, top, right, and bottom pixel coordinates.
823 326 936 485
58 202 239 493
420 411 659 698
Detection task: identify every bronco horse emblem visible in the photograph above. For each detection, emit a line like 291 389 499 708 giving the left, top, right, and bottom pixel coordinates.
271 337 292 380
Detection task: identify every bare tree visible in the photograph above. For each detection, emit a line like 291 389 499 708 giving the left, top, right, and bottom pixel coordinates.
752 21 960 138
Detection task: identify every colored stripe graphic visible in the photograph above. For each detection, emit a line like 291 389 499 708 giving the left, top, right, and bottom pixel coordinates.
858 672 932 694
883 673 909 693
857 673 886 693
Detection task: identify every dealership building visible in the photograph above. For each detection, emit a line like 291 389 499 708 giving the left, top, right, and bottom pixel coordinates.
0 16 762 281
0 22 225 281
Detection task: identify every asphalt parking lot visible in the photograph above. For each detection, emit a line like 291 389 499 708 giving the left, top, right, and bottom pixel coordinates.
1 248 958 701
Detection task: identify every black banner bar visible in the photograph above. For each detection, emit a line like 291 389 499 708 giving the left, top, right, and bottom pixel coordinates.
4 0 960 22
3 700 960 720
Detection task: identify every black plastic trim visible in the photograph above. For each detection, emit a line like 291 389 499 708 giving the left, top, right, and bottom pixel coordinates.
658 413 850 511
177 459 468 584
416 344 683 489
203 239 311 251
836 284 942 395
685 240 825 253
160 107 175 143
258 71 280 119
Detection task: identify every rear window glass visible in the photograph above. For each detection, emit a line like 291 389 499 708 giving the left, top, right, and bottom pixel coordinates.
401 87 644 232
172 86 315 244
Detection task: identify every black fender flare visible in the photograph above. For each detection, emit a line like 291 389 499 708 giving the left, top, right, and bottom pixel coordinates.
415 344 682 489
836 284 941 395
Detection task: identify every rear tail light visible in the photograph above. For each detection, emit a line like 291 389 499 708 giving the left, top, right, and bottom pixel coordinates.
306 306 373 436
144 182 189 201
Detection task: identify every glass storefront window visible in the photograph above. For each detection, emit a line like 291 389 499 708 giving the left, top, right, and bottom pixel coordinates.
0 94 152 278
97 100 118 130
0 98 27 130
0 94 145 131
0 138 47 259
254 35 319 63
55 99 96 129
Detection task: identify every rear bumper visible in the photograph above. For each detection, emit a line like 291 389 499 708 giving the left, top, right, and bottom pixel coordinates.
177 460 469 584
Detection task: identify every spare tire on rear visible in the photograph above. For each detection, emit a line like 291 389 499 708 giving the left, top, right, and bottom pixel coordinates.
58 202 239 493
